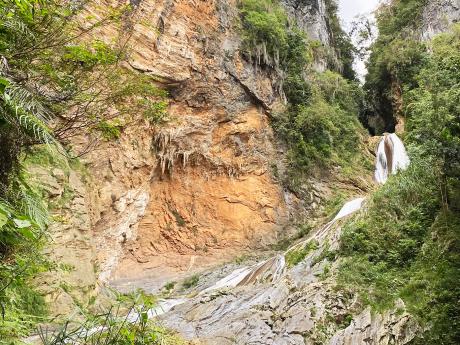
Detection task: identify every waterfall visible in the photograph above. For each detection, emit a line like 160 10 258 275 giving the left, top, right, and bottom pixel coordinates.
331 197 366 222
375 133 410 184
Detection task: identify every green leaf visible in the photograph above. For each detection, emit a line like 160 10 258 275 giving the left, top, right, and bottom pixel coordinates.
0 77 10 93
0 212 8 228
18 227 35 240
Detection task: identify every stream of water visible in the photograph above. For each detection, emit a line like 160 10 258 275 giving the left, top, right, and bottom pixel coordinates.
375 133 410 184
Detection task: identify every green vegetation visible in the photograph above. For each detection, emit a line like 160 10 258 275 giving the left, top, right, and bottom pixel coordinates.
339 24 460 344
0 0 168 342
41 292 185 345
182 274 200 289
238 0 366 190
163 282 176 291
97 119 124 141
285 240 318 267
311 243 337 267
238 0 288 68
238 0 355 79
363 0 429 133
324 0 356 80
274 71 365 188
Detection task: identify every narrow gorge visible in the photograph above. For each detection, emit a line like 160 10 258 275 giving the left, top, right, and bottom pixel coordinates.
0 0 459 344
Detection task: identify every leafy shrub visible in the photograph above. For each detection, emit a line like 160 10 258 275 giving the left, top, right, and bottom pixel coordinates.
405 25 460 180
285 240 318 267
0 186 50 340
96 119 123 140
143 100 169 124
238 0 288 67
363 0 429 133
39 295 185 345
274 71 364 182
63 41 119 67
340 153 440 268
282 29 313 106
182 274 200 289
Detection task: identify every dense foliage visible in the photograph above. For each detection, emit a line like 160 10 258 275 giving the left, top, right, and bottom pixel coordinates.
274 71 365 188
238 0 288 68
0 0 168 341
238 0 356 80
339 24 460 345
363 0 428 133
238 0 366 191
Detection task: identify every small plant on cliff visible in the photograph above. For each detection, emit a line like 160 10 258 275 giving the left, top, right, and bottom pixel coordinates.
238 0 288 68
285 240 319 267
182 274 200 289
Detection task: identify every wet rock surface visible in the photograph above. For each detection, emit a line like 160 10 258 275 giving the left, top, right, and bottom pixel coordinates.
159 219 418 345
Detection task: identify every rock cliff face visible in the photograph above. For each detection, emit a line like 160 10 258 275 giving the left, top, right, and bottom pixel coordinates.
420 0 460 40
37 0 337 307
282 0 331 45
107 0 289 290
29 163 99 317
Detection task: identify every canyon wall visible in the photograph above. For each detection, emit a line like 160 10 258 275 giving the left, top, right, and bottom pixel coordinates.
36 0 339 311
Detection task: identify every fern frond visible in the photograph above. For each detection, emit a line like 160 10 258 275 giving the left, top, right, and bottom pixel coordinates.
1 95 56 146
6 82 51 122
1 19 34 40
17 184 49 230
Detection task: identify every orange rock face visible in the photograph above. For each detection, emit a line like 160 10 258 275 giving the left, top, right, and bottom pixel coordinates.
71 0 291 290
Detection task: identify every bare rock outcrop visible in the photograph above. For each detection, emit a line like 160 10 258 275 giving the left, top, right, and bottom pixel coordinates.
420 0 460 40
159 214 418 345
32 0 374 313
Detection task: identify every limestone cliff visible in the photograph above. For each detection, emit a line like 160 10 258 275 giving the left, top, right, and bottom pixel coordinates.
36 0 342 311
420 0 460 40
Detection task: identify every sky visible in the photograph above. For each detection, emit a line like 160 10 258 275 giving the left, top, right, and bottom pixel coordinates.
338 0 382 80
338 0 381 29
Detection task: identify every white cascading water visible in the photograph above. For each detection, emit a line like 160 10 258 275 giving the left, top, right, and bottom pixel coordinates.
331 197 366 222
375 133 410 184
201 254 286 294
200 267 253 294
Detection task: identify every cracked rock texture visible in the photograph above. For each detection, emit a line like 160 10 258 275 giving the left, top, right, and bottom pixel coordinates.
159 220 418 345
420 0 460 40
